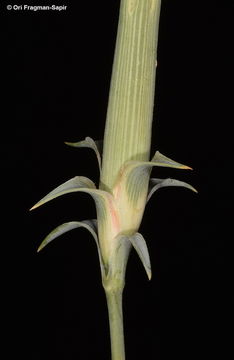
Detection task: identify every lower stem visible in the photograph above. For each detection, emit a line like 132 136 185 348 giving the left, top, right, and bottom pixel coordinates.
105 289 125 360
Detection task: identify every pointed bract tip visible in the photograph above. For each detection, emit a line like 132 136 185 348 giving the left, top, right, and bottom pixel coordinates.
29 204 38 211
182 165 193 170
37 245 43 253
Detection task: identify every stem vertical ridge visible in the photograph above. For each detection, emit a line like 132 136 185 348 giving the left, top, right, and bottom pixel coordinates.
100 0 161 192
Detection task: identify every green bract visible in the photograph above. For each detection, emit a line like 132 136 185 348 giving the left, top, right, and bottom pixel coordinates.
30 140 196 278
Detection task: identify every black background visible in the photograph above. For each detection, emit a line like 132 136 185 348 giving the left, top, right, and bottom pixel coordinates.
1 0 233 359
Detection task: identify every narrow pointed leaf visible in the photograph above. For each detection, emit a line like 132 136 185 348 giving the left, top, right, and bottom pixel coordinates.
65 137 102 171
37 219 105 277
30 176 114 269
30 176 96 210
37 220 98 252
128 233 152 280
120 152 192 205
147 177 198 202
151 151 192 170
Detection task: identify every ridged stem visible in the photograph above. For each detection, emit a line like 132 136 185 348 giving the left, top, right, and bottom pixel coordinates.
100 0 161 192
100 1 162 359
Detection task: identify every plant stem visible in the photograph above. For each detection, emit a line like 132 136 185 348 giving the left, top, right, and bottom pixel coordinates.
100 1 162 359
100 0 161 192
105 288 125 360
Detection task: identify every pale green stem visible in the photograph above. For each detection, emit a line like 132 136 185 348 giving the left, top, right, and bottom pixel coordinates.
106 289 125 360
100 1 162 359
100 0 161 192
